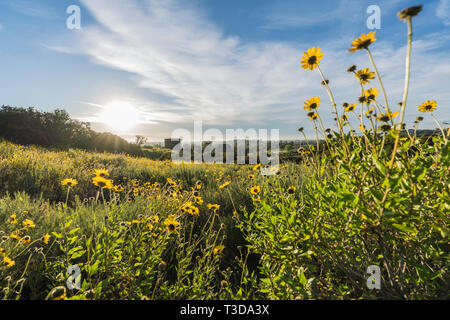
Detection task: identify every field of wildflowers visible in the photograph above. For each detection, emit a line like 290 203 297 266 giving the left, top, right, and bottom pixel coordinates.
0 5 448 300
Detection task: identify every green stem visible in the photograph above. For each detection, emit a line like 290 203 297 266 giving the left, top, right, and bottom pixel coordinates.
65 187 71 207
389 18 412 168
317 65 349 156
431 113 448 143
366 48 390 113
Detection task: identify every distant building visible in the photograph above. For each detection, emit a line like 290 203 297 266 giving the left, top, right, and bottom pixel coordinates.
164 138 182 149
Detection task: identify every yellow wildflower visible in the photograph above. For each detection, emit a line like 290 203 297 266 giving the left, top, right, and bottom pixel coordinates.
349 31 377 53
250 186 261 195
3 256 15 267
213 245 225 256
418 100 437 113
43 233 51 245
10 214 17 224
23 219 36 228
300 47 324 70
92 176 114 189
94 168 109 178
164 215 181 235
61 178 78 187
355 68 375 84
219 181 231 189
304 96 321 111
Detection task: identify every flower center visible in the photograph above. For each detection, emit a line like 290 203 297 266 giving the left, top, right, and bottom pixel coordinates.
308 56 317 65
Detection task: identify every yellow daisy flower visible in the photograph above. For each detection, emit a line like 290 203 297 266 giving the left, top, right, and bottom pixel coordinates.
349 31 377 53
43 233 51 245
113 185 124 192
94 168 109 178
92 176 114 189
9 234 21 241
377 111 399 122
207 204 220 211
10 214 17 224
308 112 318 121
194 196 204 205
418 100 437 113
252 163 262 171
23 219 36 228
189 206 200 216
61 178 78 187
250 186 261 195
213 245 225 256
300 47 324 70
345 104 357 113
303 96 321 111
355 68 375 84
3 256 15 267
219 181 231 189
364 88 379 104
146 216 159 226
287 186 296 195
365 107 375 116
164 215 181 235
22 236 31 244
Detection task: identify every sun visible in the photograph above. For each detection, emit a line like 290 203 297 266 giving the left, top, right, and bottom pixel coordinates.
99 101 140 132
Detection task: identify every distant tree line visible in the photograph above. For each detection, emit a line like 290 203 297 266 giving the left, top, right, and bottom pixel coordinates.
0 106 143 156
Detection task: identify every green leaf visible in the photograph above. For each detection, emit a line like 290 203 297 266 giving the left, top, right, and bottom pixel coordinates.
71 250 86 260
51 232 63 239
392 223 417 234
68 228 80 235
373 158 387 176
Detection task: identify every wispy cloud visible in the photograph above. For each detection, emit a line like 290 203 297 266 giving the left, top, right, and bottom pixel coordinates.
436 0 450 25
51 0 449 134
53 0 310 126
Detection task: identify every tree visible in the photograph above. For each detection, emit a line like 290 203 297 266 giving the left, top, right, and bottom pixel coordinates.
0 106 143 156
135 135 148 147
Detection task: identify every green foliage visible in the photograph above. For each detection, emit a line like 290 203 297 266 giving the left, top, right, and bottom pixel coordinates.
239 135 449 299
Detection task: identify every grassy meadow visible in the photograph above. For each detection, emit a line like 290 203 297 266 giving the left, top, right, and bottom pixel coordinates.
0 5 449 300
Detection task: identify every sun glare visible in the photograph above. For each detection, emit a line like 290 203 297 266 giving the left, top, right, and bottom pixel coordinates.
99 101 140 132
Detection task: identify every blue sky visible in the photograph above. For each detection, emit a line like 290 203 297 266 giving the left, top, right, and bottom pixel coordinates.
0 0 449 141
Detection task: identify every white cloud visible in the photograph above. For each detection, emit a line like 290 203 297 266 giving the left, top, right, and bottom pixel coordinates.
53 0 449 134
436 0 450 25
56 0 309 126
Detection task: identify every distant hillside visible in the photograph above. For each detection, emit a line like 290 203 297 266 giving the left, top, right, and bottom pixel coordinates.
0 105 143 156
